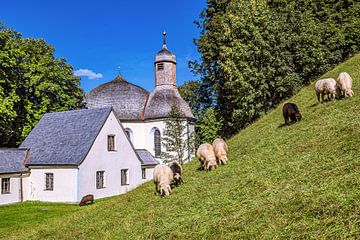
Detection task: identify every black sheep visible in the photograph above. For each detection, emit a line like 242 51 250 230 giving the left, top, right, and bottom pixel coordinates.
169 161 183 187
283 103 302 125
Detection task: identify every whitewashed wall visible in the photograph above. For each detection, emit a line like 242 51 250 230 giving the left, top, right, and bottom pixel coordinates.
0 175 21 205
141 167 154 183
123 119 195 163
78 111 143 201
24 168 78 203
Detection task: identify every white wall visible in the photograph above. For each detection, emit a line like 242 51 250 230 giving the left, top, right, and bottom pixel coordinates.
24 168 78 203
123 119 195 163
0 175 21 205
78 111 143 201
141 167 154 184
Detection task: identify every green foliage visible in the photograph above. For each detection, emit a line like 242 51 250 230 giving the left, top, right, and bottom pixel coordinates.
192 0 360 137
0 24 84 146
195 108 222 146
161 105 194 164
1 54 359 239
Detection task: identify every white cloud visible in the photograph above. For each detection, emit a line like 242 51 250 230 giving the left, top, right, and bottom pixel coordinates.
74 69 103 79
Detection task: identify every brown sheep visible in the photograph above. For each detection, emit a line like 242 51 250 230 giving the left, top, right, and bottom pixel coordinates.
79 194 94 206
196 143 217 171
282 103 302 125
212 138 228 165
169 160 183 187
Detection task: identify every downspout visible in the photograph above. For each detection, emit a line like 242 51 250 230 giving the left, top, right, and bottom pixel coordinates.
20 173 23 202
186 118 190 163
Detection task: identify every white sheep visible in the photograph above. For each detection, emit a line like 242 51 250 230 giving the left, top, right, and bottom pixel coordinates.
212 138 228 165
196 143 217 171
153 164 174 196
336 72 353 98
315 78 337 102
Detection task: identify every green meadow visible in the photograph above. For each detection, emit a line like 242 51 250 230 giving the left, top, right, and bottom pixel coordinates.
1 54 359 239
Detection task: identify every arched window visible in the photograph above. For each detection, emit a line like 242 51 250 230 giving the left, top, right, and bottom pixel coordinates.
154 129 161 157
124 128 134 143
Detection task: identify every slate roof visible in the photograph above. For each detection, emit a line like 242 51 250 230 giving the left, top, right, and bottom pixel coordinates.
144 85 194 119
21 108 112 166
0 148 28 174
85 74 149 121
135 149 159 166
155 46 176 64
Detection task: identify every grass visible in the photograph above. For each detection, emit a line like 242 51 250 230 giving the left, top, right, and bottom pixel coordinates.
1 54 360 239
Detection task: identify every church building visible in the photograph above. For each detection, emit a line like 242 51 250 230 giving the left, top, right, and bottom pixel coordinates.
0 33 194 205
85 32 195 162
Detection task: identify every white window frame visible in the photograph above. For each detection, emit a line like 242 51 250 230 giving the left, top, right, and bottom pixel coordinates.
107 135 116 151
44 173 54 191
96 171 105 189
121 169 129 186
1 178 10 194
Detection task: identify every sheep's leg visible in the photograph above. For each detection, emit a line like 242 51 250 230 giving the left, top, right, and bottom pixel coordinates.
321 94 324 103
316 92 320 102
283 113 289 125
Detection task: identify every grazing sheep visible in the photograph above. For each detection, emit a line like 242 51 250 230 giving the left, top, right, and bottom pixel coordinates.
282 103 302 125
169 160 183 187
153 164 174 196
336 72 353 98
79 194 94 206
212 138 228 165
315 78 337 102
196 143 217 171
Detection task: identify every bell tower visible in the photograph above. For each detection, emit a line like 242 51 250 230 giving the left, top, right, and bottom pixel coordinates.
154 32 176 87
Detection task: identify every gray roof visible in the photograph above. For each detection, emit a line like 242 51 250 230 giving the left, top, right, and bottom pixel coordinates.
0 148 28 174
85 74 149 121
144 85 194 119
155 46 176 64
135 149 159 166
21 108 112 166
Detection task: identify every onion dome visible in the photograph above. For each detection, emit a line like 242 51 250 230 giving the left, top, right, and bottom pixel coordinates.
155 32 176 64
85 74 149 120
144 85 194 120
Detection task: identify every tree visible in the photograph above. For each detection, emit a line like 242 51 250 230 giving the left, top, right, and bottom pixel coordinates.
0 24 84 147
195 108 222 147
191 0 360 137
161 106 194 165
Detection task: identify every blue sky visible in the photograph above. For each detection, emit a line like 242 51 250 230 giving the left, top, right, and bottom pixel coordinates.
0 0 206 92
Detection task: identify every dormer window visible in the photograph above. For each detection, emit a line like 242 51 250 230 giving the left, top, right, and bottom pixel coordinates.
157 63 164 71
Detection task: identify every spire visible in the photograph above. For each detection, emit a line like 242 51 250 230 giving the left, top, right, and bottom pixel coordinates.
162 31 167 49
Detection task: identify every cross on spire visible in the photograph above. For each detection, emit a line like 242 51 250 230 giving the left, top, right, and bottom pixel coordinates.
117 66 121 75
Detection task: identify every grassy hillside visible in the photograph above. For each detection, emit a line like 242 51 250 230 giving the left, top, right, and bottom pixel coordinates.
1 54 360 239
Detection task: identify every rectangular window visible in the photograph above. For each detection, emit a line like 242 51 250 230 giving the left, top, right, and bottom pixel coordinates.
96 171 105 189
108 135 115 151
1 178 10 194
121 169 129 185
45 173 54 191
157 63 164 71
142 168 146 179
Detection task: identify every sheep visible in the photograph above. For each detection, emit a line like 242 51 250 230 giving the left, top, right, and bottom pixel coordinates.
336 72 353 98
282 103 302 125
153 164 174 196
79 194 94 206
169 160 183 187
315 78 337 102
212 138 228 165
196 143 217 171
